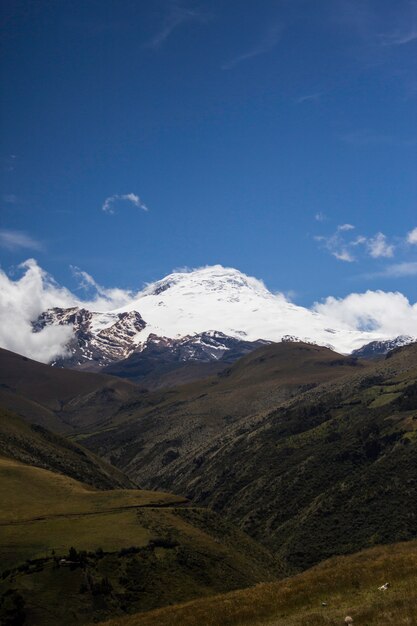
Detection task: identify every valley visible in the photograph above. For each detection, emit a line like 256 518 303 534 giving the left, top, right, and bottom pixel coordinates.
1 337 416 624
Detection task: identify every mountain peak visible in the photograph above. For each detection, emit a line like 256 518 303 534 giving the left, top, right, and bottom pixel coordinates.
141 265 271 300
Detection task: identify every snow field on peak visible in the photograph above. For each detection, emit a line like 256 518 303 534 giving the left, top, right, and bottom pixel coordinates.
101 266 387 354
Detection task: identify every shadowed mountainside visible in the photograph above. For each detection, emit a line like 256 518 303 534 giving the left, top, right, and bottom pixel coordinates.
0 408 135 489
102 333 271 389
0 347 142 433
82 343 367 490
81 343 417 572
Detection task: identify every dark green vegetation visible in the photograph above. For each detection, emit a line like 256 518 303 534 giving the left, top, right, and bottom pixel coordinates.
82 342 366 488
79 343 417 572
0 458 280 625
101 539 417 626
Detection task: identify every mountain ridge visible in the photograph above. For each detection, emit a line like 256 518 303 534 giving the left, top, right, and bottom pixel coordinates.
28 266 416 369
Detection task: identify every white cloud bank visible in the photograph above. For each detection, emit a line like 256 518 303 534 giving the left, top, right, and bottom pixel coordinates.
0 259 135 362
314 291 417 336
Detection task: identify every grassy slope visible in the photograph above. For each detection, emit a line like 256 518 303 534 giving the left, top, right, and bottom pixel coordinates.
0 457 185 522
0 347 140 433
81 343 366 485
0 408 135 489
101 540 417 626
0 457 186 566
0 458 281 625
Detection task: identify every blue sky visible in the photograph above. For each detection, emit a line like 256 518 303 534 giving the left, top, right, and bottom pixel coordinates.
1 0 416 306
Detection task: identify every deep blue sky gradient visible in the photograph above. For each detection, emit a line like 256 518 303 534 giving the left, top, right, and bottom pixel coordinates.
1 0 416 305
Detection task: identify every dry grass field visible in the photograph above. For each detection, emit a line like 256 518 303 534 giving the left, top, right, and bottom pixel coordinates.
100 540 417 626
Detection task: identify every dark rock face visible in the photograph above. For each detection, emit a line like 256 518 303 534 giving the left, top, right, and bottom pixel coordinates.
32 307 146 367
102 331 271 383
351 336 415 359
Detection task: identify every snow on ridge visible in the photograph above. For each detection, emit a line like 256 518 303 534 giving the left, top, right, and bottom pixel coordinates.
96 265 388 354
29 265 417 361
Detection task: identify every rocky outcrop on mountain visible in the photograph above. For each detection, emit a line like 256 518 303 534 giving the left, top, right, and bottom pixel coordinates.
351 335 415 359
32 307 146 367
103 331 271 384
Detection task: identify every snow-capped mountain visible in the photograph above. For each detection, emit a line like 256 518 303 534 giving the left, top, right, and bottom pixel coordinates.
351 336 416 359
32 265 409 367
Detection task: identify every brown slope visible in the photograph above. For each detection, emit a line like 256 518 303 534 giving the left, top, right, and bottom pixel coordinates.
81 342 368 487
0 347 141 433
0 407 135 489
100 539 417 626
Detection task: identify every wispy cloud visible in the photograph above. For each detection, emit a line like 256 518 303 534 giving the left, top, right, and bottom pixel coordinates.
407 226 417 244
379 25 417 46
333 0 417 47
296 92 324 104
315 224 357 263
102 193 149 215
333 249 355 262
364 262 417 278
367 232 394 258
0 229 43 252
338 223 355 232
316 224 396 263
330 0 417 94
70 266 135 308
222 22 283 70
145 4 206 49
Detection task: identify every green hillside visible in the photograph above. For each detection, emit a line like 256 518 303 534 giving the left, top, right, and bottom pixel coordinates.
80 343 417 572
0 458 281 625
